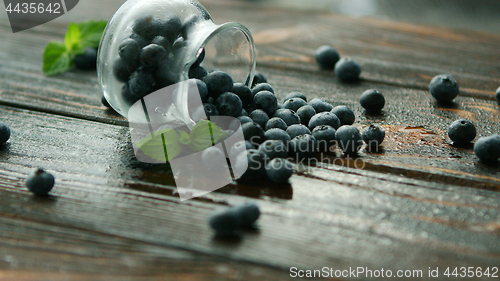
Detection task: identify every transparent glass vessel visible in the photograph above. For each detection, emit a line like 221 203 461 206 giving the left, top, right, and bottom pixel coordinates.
97 0 256 123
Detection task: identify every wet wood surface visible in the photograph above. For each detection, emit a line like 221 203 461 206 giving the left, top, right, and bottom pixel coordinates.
0 0 499 280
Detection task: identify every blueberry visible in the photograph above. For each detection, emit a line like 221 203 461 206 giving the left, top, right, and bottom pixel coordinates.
251 71 267 88
286 124 311 139
496 86 500 104
335 125 363 155
215 92 242 117
230 140 254 158
0 122 11 144
249 109 269 129
429 75 459 103
112 57 131 82
361 125 385 147
237 115 253 125
26 168 55 196
189 66 208 80
474 135 500 163
235 203 260 228
296 105 316 126
265 158 294 184
284 98 307 112
265 117 287 131
242 122 265 145
151 36 172 52
101 95 111 108
359 89 385 113
140 44 167 69
195 79 209 101
132 16 158 40
251 83 275 97
273 109 301 126
73 47 97 70
315 45 340 70
308 98 333 113
209 208 241 236
158 15 182 42
201 146 226 169
308 112 341 131
289 134 317 160
119 38 141 68
204 71 234 98
334 57 361 82
254 90 278 115
284 91 307 102
331 105 355 126
264 128 291 145
258 140 288 160
129 68 155 98
312 125 336 152
448 119 476 144
203 103 219 118
236 149 267 180
232 83 253 107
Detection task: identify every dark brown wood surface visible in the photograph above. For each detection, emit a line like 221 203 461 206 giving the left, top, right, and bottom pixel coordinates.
0 0 499 280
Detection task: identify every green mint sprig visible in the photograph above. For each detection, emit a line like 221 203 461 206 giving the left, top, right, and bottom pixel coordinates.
43 20 107 76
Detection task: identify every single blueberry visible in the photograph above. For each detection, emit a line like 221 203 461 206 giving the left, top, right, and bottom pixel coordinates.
264 128 291 145
284 91 307 102
129 68 155 98
159 15 183 42
265 117 287 131
235 203 260 228
258 140 288 160
249 109 270 129
254 90 278 115
361 125 385 147
429 75 459 103
209 208 241 236
474 135 500 163
308 112 341 131
265 158 294 184
112 57 131 82
331 105 355 126
242 122 266 145
336 125 363 155
230 140 254 158
201 146 226 169
284 98 308 113
334 57 361 82
289 134 317 160
232 83 253 107
73 47 97 70
286 124 312 139
251 83 275 97
204 71 234 98
189 66 208 80
309 98 334 113
236 149 267 180
359 89 385 113
448 119 476 144
195 79 209 101
237 116 253 125
251 71 267 88
312 125 336 152
140 44 167 69
0 121 11 144
296 105 316 126
119 38 141 68
132 16 161 41
315 45 340 70
216 92 242 117
273 109 301 126
26 168 55 196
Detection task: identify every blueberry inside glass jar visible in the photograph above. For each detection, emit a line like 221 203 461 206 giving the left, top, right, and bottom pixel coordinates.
97 0 256 122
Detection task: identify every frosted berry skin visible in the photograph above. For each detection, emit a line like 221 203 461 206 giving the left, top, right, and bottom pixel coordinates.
253 90 278 115
26 168 55 196
251 83 275 97
265 117 287 131
215 92 243 117
334 58 361 82
265 158 294 184
296 105 316 126
447 119 476 144
429 75 459 103
361 125 385 147
308 98 333 113
273 109 301 127
258 140 288 160
331 105 355 126
232 83 253 107
284 98 307 113
264 128 291 145
241 122 266 145
289 134 317 160
312 125 336 152
474 135 500 163
359 89 385 113
209 208 241 236
286 124 312 139
235 203 261 228
284 91 307 102
315 45 340 70
0 122 10 144
204 71 234 99
335 125 363 155
308 112 341 131
249 109 270 129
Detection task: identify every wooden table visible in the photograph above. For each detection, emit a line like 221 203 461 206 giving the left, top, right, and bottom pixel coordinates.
1 0 499 280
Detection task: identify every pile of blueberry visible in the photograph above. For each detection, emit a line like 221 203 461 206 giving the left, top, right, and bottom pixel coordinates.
209 202 260 236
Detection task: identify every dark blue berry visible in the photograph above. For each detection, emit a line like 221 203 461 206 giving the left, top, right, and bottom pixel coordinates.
264 128 291 145
249 109 269 129
286 124 311 139
129 68 154 98
265 117 287 131
159 15 182 42
251 83 275 97
230 140 254 158
448 119 476 144
140 44 167 69
331 105 355 126
251 71 267 88
242 122 265 145
203 103 219 118
254 90 278 115
195 79 209 101
284 98 307 112
209 208 241 236
189 66 208 80
284 91 307 102
308 112 341 130
312 125 336 152
73 48 97 70
235 203 260 228
361 125 385 147
315 45 340 70
151 36 172 52
119 38 141 68
296 105 316 126
26 168 55 196
289 134 317 160
237 116 253 125
336 125 363 155
0 122 10 144
429 75 459 103
265 158 294 184
273 109 301 126
120 83 140 106
236 149 267 180
474 135 500 163
360 89 385 113
258 140 288 160
112 57 131 82
308 98 333 113
232 83 253 107
201 146 225 169
216 92 242 117
204 71 234 98
334 57 361 82
132 16 161 41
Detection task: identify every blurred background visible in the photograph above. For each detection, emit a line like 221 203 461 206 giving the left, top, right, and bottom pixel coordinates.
241 0 500 34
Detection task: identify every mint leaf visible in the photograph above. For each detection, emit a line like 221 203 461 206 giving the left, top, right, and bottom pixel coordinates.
64 22 82 53
135 128 182 162
43 41 72 76
189 120 226 152
76 20 107 49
